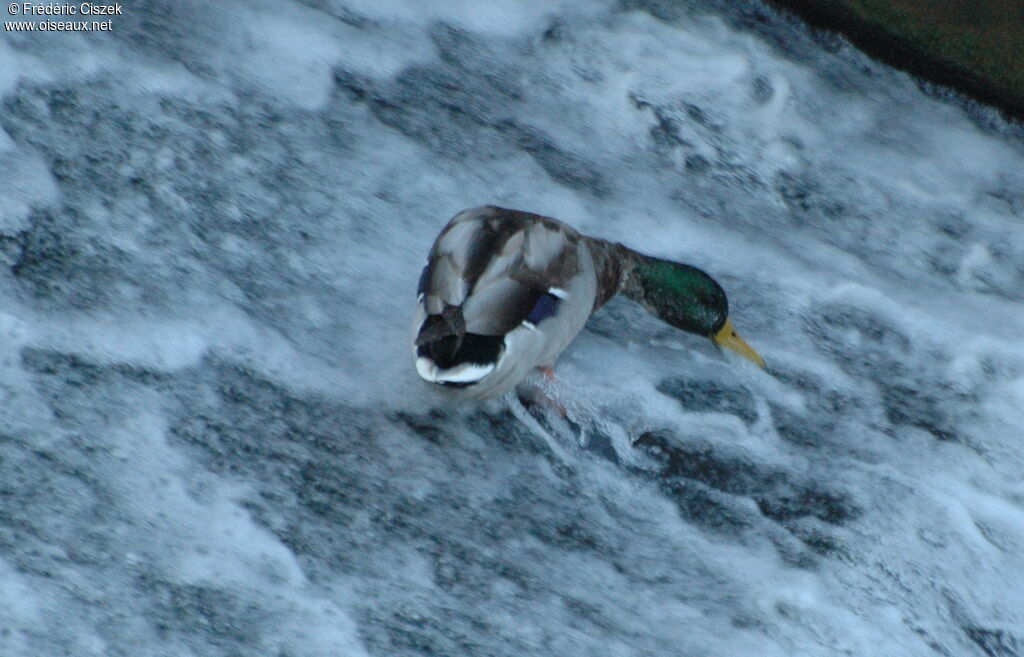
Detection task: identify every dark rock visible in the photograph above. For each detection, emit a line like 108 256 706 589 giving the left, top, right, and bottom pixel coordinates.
964 626 1022 657
633 430 860 552
656 377 758 424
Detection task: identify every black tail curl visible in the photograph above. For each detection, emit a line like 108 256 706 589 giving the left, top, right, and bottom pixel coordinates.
416 331 504 370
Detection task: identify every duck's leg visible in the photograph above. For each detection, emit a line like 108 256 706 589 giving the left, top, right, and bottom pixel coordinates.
507 391 572 463
514 376 585 452
516 381 566 417
537 365 556 382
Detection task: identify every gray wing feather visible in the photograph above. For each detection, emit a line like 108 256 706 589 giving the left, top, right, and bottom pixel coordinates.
522 222 566 272
462 278 536 335
424 255 466 314
421 206 584 337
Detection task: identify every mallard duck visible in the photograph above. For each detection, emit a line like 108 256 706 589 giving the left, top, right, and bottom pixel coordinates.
412 206 764 398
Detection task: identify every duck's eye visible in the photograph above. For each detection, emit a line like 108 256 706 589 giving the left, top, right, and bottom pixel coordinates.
527 291 561 324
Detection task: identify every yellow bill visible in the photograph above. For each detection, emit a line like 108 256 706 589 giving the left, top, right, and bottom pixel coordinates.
712 318 766 368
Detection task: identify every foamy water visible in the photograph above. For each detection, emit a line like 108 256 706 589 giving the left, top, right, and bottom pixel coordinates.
1 1 1022 655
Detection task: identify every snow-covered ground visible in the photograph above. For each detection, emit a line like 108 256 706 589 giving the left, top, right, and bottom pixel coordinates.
2 1 1023 655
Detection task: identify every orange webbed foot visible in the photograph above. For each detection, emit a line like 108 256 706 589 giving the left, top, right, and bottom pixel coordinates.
536 366 556 382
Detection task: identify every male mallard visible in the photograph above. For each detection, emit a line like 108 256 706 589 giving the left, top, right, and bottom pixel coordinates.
413 206 764 398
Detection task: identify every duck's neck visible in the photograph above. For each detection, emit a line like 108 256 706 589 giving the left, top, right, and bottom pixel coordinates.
585 238 726 327
582 237 645 312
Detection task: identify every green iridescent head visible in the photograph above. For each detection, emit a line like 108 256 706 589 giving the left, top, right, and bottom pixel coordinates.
631 257 727 334
629 256 765 367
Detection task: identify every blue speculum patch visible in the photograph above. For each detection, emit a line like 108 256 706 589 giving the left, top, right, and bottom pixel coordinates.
527 292 560 324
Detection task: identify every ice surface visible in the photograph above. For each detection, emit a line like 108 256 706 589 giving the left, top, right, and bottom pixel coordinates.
2 0 1023 655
